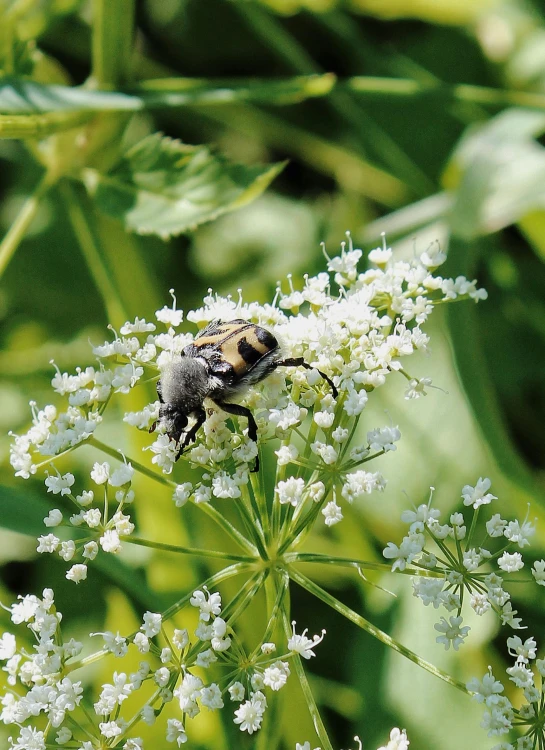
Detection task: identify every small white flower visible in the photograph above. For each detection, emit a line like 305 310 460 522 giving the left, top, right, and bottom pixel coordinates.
82 541 98 560
200 683 224 710
173 628 189 650
66 564 87 584
0 632 17 660
461 477 497 509
109 462 134 487
288 621 325 659
434 616 470 651
59 540 76 561
141 612 162 637
498 552 524 573
121 317 156 334
43 509 63 527
322 501 343 526
55 727 72 744
37 533 60 553
377 727 410 750
76 489 94 506
100 530 122 554
155 667 171 687
91 462 110 485
532 560 545 586
45 472 74 495
275 477 305 507
99 631 128 657
233 691 267 734
173 483 193 507
275 444 299 466
166 717 187 745
263 660 290 691
343 387 368 416
404 377 433 400
190 589 222 621
229 681 245 702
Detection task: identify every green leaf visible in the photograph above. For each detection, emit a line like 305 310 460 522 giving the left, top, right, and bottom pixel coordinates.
0 484 166 610
0 74 336 114
81 133 287 237
446 109 545 240
0 483 51 536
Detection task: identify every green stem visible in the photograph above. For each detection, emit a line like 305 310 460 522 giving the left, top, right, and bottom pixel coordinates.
249 569 289 661
60 181 128 328
89 436 257 555
0 171 55 279
91 0 135 88
125 536 256 563
288 553 444 577
88 436 175 488
161 562 252 622
346 76 545 111
289 567 470 694
281 609 333 750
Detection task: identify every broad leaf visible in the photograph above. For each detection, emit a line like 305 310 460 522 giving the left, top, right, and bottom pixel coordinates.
445 109 545 240
0 74 336 114
0 483 166 610
82 133 287 237
0 483 50 537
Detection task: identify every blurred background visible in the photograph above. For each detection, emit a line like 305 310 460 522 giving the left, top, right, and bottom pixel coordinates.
2 0 545 748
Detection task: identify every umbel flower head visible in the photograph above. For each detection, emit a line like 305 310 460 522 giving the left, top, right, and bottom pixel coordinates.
4 233 492 749
8 233 487 583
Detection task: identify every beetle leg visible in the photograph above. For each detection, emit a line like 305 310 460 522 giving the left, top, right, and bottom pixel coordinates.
214 400 260 472
177 408 206 460
273 357 338 399
149 379 164 433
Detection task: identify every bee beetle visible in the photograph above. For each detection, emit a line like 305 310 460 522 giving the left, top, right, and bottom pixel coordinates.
151 319 338 471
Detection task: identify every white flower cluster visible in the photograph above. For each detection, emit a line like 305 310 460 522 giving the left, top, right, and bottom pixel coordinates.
34 459 136 582
10 234 486 530
296 727 409 750
383 479 539 650
0 589 84 746
467 636 545 747
0 587 325 747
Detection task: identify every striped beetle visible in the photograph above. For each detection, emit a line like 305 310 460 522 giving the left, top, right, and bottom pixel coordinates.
151 319 338 471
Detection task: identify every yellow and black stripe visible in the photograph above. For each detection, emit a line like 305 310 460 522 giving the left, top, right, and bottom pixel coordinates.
191 319 278 375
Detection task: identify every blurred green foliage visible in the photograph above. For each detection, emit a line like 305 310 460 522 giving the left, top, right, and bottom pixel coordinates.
2 0 545 748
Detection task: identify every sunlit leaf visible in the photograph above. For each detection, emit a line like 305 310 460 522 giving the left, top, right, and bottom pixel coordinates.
0 74 336 114
82 133 287 237
445 109 545 240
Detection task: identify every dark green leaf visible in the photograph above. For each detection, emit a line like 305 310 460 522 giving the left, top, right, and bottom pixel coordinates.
0 483 50 536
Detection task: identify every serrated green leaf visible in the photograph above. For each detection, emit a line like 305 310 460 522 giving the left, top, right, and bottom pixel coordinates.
81 133 287 237
0 74 336 114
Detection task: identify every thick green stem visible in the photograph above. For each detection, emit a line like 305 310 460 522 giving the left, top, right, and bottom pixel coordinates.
91 0 135 88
